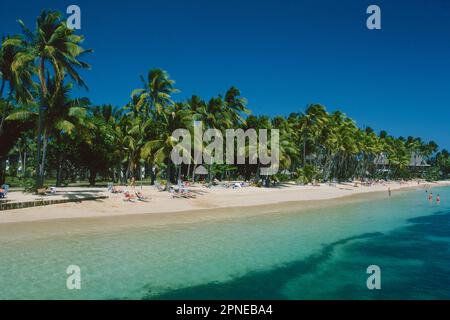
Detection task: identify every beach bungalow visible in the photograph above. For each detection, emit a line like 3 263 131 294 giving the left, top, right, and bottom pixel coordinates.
374 152 430 168
374 153 390 174
374 153 389 166
409 153 430 168
374 152 430 177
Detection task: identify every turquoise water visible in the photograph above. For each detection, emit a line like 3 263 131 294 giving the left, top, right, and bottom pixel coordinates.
0 186 449 299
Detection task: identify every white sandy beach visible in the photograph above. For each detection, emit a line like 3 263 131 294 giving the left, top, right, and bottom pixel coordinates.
1 180 449 225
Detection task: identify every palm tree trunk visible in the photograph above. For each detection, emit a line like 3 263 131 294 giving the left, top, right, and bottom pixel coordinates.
36 57 47 190
18 149 22 177
208 164 214 183
0 79 5 136
149 164 156 185
39 129 49 187
191 164 196 182
0 156 6 185
166 161 171 190
255 161 261 183
187 162 191 181
56 153 63 187
303 133 306 167
121 164 127 184
89 169 97 186
323 151 332 181
0 114 5 137
125 160 131 183
23 151 27 178
0 89 14 137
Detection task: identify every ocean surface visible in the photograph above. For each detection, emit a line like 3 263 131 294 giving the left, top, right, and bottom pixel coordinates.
0 186 449 299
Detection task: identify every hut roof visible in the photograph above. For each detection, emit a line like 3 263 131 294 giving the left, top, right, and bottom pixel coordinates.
409 153 430 167
374 153 389 166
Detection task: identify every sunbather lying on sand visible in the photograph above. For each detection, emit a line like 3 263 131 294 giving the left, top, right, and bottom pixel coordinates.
123 191 136 202
111 186 124 193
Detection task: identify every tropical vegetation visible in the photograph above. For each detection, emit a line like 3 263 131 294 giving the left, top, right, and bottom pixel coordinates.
1 10 449 191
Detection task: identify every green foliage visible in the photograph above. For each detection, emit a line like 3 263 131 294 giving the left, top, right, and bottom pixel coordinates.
21 177 35 193
425 167 440 182
273 172 290 182
434 150 450 179
295 165 320 184
1 9 447 188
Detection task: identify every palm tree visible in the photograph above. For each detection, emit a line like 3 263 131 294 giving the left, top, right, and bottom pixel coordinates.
46 79 92 186
127 69 179 183
272 116 299 172
0 36 34 100
356 127 382 179
131 69 178 118
4 10 92 188
0 36 35 184
7 76 92 186
0 35 34 136
244 115 272 182
141 104 193 189
297 104 328 166
224 86 250 126
189 93 237 181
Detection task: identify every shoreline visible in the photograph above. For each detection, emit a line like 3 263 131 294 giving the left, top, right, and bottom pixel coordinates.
1 180 449 226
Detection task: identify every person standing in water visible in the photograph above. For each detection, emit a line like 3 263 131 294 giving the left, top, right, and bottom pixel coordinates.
388 188 391 197
428 192 433 201
436 194 440 204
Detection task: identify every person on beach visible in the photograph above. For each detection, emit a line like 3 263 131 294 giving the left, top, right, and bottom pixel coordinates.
129 177 136 189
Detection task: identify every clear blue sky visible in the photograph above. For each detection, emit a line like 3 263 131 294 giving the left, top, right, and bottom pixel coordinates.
1 0 449 149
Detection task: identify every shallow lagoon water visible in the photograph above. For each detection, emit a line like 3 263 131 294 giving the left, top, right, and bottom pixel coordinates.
0 186 449 299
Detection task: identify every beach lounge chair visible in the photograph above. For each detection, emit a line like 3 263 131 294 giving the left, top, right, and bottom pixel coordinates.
135 191 149 201
169 188 183 198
